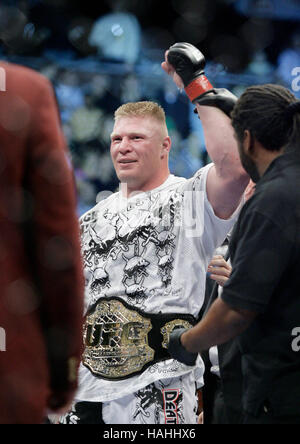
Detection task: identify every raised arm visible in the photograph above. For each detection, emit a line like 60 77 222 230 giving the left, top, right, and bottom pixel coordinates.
162 42 249 219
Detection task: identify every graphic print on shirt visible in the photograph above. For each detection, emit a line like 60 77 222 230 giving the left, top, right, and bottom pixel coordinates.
122 245 150 305
90 264 110 293
80 193 183 308
132 379 184 424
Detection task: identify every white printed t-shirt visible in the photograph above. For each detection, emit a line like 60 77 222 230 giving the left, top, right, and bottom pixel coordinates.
75 163 241 402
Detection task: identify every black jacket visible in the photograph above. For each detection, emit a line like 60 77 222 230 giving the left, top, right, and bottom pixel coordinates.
201 250 243 424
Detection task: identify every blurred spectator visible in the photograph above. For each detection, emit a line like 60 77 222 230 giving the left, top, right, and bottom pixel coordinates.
120 73 142 103
67 16 98 57
55 69 85 123
188 103 208 166
0 4 27 54
39 62 59 82
75 148 117 216
245 50 274 76
90 73 121 114
70 94 104 145
168 125 204 179
158 76 190 139
89 11 141 64
101 114 115 145
76 178 98 216
90 73 110 100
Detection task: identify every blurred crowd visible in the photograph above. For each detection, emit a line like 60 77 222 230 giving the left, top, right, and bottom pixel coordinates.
1 0 300 215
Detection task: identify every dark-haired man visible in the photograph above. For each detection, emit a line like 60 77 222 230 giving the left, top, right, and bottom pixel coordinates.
169 84 300 424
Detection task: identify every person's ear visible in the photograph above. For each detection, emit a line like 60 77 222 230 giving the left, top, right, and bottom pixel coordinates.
243 130 256 157
161 136 171 158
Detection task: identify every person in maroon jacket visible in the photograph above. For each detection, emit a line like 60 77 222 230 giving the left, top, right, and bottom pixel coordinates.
0 62 84 424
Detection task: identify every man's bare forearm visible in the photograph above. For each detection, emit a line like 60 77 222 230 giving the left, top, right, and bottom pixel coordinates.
196 103 249 218
181 297 256 353
196 104 246 181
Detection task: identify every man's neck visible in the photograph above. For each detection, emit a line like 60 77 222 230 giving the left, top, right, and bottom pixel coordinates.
120 174 171 198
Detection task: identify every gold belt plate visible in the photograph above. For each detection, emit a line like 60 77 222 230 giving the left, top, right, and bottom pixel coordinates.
83 298 155 379
160 319 194 349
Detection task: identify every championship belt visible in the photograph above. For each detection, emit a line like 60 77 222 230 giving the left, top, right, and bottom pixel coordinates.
82 297 196 380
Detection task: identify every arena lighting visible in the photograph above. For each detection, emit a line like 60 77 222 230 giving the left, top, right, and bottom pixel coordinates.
111 23 124 37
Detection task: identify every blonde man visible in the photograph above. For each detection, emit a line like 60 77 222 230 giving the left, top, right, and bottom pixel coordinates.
60 43 249 424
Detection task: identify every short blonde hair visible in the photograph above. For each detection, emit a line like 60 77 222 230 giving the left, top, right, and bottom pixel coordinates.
114 101 166 123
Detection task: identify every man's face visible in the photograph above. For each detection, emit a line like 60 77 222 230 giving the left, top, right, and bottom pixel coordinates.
110 115 170 194
236 132 261 183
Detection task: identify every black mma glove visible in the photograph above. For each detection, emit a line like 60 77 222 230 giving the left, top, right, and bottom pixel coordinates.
168 327 198 366
193 88 238 118
167 42 237 117
167 42 213 102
